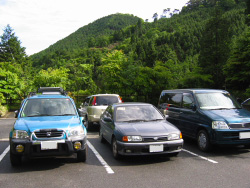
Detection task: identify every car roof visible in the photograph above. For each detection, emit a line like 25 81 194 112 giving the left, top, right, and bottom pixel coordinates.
27 94 69 99
112 102 152 108
90 94 120 97
161 89 228 94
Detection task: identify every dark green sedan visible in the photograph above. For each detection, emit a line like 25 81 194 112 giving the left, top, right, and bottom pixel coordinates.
99 102 183 159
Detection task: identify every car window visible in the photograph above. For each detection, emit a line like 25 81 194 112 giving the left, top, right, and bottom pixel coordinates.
21 98 76 117
159 92 182 108
115 105 164 122
96 96 119 106
195 93 241 110
182 93 195 109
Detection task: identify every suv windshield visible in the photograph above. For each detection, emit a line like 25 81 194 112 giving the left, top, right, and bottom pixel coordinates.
96 96 119 105
115 105 164 122
195 93 241 110
21 98 76 117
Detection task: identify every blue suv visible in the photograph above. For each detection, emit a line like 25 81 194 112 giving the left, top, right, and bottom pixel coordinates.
9 87 87 166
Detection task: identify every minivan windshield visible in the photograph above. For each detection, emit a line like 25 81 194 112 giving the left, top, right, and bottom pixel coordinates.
195 93 241 110
115 105 164 122
21 98 76 117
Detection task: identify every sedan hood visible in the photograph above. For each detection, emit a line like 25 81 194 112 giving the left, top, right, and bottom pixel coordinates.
115 120 179 136
14 116 81 132
202 109 250 123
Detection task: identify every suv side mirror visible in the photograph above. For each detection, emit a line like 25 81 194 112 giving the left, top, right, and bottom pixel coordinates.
14 110 19 118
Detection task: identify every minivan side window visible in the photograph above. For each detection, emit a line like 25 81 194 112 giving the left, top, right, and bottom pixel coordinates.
182 93 195 109
159 92 182 108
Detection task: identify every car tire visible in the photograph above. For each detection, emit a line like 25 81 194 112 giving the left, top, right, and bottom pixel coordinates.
85 116 93 130
168 152 179 157
197 130 212 152
77 147 87 162
112 137 120 160
10 152 22 166
99 130 105 143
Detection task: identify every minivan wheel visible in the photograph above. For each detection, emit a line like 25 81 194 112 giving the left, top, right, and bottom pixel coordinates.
197 130 212 152
112 138 120 160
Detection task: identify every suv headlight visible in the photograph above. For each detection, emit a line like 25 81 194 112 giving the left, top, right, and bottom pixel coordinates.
12 130 29 139
123 136 142 142
212 121 229 129
168 133 181 140
68 126 85 137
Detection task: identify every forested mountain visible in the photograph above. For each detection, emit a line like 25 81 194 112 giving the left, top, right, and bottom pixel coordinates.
1 0 249 110
31 14 141 66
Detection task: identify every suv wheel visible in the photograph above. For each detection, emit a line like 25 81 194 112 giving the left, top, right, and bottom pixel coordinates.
10 152 22 166
77 147 87 162
85 116 93 130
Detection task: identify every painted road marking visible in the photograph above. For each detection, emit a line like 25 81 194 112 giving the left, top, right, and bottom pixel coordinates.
0 145 10 163
182 149 218 164
87 140 114 174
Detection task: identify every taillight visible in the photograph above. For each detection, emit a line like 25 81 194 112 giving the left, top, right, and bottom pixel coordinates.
120 96 123 103
92 96 97 106
166 104 171 110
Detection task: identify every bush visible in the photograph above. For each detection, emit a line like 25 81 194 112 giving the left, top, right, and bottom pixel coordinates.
0 105 8 117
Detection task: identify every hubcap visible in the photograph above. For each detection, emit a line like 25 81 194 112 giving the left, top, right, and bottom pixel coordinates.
199 133 207 149
113 140 117 156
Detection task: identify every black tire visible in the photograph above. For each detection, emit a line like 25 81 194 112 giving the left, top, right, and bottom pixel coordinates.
10 152 22 166
112 137 120 160
168 152 179 157
77 146 87 162
85 116 93 130
99 130 105 143
197 130 212 152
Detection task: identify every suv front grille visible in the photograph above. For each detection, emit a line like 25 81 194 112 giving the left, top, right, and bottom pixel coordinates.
34 129 64 138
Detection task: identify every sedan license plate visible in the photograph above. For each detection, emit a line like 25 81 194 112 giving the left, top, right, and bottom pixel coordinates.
239 132 250 139
41 141 58 150
150 144 163 152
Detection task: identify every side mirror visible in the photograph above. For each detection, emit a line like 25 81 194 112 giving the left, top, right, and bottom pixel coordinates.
191 104 197 111
78 109 85 117
104 117 112 122
14 110 19 118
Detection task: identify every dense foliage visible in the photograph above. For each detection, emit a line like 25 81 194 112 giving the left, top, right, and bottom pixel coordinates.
0 0 249 110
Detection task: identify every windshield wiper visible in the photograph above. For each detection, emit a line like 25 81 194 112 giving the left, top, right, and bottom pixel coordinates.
149 119 164 121
124 119 148 122
26 114 51 117
56 114 76 116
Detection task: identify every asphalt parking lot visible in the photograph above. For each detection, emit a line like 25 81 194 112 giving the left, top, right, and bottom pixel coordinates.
1 117 250 188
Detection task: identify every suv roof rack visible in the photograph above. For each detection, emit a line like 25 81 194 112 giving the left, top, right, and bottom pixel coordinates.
38 87 67 95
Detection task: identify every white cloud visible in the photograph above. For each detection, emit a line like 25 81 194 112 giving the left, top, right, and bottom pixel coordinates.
0 0 189 55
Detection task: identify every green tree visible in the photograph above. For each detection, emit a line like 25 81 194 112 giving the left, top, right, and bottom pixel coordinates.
198 7 231 88
0 25 27 63
33 67 69 89
224 27 250 93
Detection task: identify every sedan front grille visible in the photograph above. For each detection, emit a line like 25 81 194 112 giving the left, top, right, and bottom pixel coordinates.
143 136 169 142
34 129 64 138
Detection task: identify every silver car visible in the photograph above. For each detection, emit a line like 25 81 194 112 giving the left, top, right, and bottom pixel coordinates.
82 94 122 129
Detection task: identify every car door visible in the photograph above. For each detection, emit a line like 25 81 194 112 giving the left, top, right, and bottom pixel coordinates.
179 93 200 138
102 106 115 144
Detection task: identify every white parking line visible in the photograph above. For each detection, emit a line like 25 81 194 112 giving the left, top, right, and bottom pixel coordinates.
87 140 114 174
0 145 10 163
0 138 9 141
182 149 218 164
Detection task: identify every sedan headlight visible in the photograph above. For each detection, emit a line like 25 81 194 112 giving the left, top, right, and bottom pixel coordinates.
123 136 142 142
68 126 85 137
212 121 229 129
12 130 29 139
168 133 182 140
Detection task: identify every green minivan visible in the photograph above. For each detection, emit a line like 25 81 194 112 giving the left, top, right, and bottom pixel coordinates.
158 89 250 151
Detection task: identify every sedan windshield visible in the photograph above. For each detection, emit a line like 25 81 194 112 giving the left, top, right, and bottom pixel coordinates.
195 93 241 110
21 98 76 117
115 105 164 122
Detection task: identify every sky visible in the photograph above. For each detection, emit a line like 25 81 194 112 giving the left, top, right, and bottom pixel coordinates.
0 0 189 55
